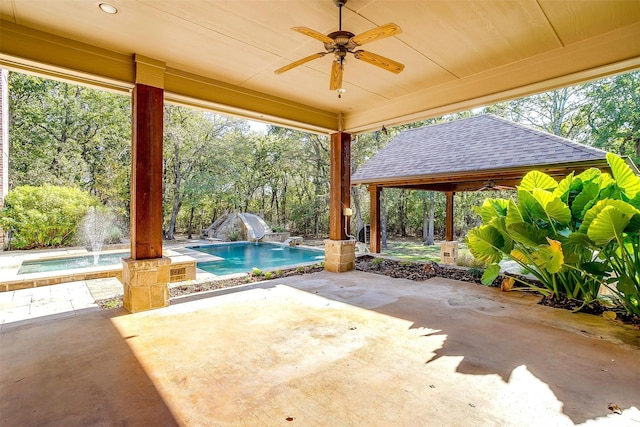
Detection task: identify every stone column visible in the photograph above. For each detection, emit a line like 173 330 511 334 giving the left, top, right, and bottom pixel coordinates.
122 55 170 313
325 131 355 272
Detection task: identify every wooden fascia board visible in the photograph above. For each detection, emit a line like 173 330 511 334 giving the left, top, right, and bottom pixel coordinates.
0 20 339 134
351 160 610 188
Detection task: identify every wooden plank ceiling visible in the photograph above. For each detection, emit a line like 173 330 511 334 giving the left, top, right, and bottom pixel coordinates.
1 0 639 134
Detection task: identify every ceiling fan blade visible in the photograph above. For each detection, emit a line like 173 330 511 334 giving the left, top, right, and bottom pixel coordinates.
291 26 334 44
353 50 404 74
275 52 327 74
329 60 343 91
351 23 402 46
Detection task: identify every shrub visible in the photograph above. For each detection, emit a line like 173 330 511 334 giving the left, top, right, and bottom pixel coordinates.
251 268 263 277
0 185 99 249
227 229 241 241
264 272 273 279
456 249 487 268
466 153 640 315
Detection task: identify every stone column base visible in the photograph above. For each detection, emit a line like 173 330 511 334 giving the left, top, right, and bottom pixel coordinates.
324 239 356 273
121 257 171 313
440 241 459 265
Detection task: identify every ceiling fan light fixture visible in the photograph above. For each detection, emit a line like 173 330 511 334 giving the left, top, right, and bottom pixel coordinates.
98 2 118 14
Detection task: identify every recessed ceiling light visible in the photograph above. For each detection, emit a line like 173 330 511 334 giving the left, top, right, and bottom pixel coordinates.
98 3 118 14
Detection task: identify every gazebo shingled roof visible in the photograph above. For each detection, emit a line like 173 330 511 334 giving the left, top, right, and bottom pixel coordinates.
352 114 611 191
353 114 618 251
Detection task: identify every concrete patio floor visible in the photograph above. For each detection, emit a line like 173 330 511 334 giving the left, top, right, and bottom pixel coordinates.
1 271 639 426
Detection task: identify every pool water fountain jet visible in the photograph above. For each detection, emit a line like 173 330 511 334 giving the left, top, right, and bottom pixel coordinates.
80 207 115 265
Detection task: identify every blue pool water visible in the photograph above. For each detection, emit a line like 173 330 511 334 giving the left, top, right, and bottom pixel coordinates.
18 252 129 275
193 242 324 276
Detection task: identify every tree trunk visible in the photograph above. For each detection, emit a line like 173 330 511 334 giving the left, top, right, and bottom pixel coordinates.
423 191 434 245
381 195 388 250
398 189 407 237
351 186 363 239
187 206 195 239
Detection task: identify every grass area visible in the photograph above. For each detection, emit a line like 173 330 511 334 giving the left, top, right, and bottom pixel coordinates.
381 240 469 263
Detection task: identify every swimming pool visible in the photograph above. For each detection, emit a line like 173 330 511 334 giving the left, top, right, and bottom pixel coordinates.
192 242 324 276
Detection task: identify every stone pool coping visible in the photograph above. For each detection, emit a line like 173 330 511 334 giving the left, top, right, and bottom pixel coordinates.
0 248 198 292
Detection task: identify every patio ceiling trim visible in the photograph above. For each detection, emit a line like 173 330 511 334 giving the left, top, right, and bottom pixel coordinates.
343 21 640 134
0 20 340 135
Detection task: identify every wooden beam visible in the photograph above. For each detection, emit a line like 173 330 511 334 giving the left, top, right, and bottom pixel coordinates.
369 185 381 253
131 83 164 259
445 191 455 242
329 132 351 240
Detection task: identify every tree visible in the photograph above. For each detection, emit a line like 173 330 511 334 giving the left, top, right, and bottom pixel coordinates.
8 72 131 218
163 106 243 239
581 71 640 164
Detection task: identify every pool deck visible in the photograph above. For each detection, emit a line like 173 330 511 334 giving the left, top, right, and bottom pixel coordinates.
1 271 639 426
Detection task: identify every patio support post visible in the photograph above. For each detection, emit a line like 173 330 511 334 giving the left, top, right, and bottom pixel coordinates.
440 190 459 265
445 191 455 241
369 185 381 253
325 131 355 272
122 55 171 313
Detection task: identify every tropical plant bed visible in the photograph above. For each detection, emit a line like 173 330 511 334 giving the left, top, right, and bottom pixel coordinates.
355 255 639 327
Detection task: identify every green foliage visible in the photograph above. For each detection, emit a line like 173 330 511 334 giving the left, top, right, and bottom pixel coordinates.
456 249 488 269
1 185 100 249
371 257 384 266
467 154 640 314
264 272 273 279
251 268 263 277
227 229 241 241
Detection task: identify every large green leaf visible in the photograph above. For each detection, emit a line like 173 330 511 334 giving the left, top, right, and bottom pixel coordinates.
607 152 640 199
580 199 638 234
553 172 574 201
518 189 545 224
534 239 564 273
505 199 524 227
532 188 571 225
575 168 602 185
587 206 631 246
507 222 548 246
466 225 507 264
475 198 510 223
570 181 600 220
519 170 558 192
481 263 501 285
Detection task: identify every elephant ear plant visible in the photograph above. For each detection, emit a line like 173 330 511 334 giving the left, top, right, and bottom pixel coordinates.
466 153 640 315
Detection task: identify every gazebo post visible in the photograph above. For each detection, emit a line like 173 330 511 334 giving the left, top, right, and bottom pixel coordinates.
445 191 455 241
121 55 171 313
325 131 355 272
369 185 381 253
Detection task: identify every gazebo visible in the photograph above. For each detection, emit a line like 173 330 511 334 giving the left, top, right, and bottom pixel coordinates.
352 114 620 253
1 1 639 312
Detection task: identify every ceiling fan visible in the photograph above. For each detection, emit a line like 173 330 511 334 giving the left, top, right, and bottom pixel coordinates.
477 180 516 191
274 0 405 95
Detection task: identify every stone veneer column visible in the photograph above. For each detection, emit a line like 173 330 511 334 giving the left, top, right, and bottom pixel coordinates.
324 239 356 272
122 55 169 313
122 257 171 312
324 131 355 273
